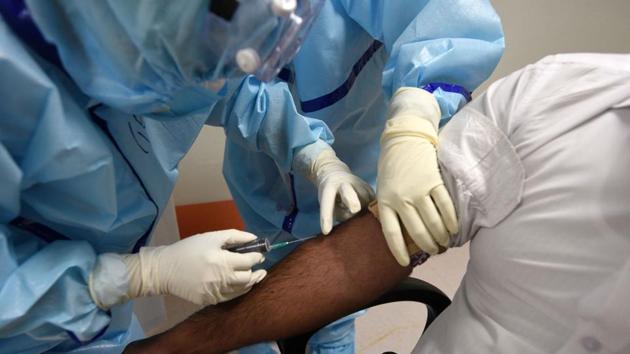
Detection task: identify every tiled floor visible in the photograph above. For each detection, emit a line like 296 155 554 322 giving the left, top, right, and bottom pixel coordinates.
355 245 469 354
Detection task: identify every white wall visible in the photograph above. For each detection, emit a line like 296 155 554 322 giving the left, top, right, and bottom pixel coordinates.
173 0 630 207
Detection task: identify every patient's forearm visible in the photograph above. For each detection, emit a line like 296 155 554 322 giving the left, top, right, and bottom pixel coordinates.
127 212 411 354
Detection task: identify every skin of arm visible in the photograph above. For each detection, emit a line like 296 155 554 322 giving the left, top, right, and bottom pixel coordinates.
124 211 412 354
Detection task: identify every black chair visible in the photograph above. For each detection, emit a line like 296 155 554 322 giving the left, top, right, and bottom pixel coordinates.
277 277 451 354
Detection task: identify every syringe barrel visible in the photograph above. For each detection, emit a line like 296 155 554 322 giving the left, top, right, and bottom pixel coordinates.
226 238 271 254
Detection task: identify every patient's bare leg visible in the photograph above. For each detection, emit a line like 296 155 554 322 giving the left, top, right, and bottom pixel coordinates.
126 212 411 354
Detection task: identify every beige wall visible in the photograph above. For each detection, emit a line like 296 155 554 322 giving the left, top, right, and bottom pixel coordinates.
173 0 630 206
483 0 630 92
173 127 229 205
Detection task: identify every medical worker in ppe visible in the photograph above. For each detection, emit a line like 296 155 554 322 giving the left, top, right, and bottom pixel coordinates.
206 0 504 352
0 0 322 353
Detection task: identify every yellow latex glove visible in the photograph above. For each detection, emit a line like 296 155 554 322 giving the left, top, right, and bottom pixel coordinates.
377 87 458 266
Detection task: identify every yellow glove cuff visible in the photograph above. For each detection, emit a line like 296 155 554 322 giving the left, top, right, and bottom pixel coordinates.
381 116 438 147
383 87 441 146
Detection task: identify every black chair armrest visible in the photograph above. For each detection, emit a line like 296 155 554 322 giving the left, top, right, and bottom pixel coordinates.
277 277 451 354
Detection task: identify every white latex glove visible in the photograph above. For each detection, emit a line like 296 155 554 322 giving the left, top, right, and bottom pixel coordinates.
294 141 375 235
89 230 267 309
377 87 459 266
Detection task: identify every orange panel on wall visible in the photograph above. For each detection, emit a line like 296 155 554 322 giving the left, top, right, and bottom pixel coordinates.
175 200 245 238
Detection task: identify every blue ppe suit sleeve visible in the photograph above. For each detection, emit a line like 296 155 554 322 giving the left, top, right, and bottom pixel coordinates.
207 76 334 171
25 0 223 119
0 230 110 345
0 20 115 348
338 0 505 122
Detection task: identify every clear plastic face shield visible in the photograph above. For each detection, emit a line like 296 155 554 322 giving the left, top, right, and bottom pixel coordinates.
207 0 323 82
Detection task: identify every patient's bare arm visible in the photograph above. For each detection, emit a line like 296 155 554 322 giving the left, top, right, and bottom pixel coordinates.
126 211 412 354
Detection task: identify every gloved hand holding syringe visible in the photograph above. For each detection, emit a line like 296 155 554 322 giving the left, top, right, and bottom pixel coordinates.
226 236 316 254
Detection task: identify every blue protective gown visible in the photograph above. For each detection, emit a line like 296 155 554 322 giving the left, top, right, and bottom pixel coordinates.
0 1 227 352
208 1 504 352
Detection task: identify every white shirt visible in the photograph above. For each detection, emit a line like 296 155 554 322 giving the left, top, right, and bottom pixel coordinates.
414 54 630 354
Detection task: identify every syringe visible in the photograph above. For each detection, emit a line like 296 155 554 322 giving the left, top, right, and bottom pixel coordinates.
226 236 315 254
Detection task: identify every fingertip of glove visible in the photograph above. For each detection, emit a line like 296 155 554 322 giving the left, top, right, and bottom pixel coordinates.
243 232 258 241
255 270 267 283
321 222 332 235
249 252 265 264
425 246 440 256
225 230 257 244
449 223 459 236
396 254 411 267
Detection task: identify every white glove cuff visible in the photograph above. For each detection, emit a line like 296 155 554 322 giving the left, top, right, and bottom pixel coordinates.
133 246 166 298
389 87 441 130
88 253 132 310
